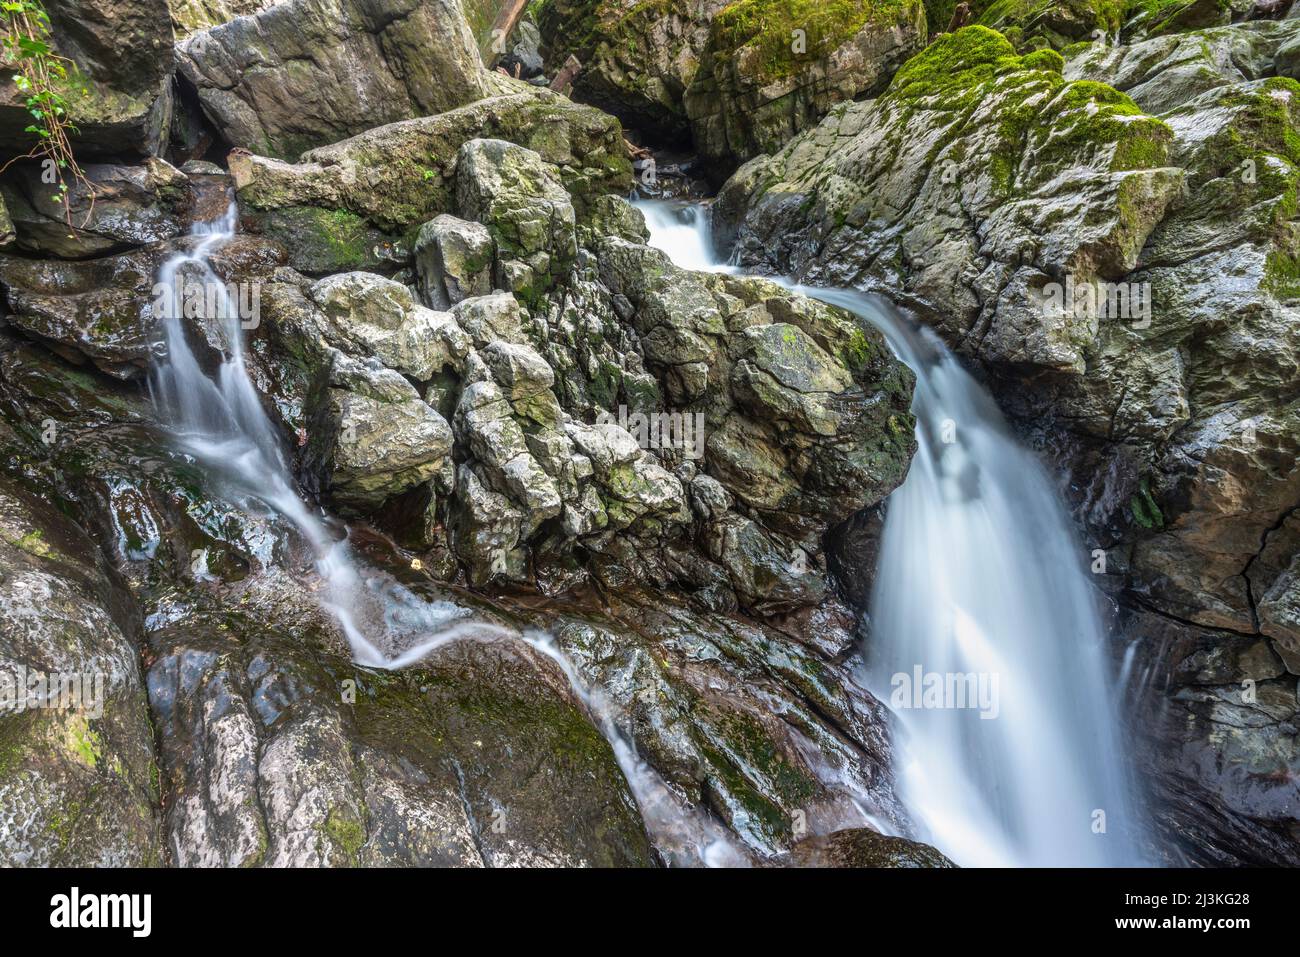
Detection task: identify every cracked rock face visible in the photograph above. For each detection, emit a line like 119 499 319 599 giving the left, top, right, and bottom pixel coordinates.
716 24 1300 862
247 138 915 614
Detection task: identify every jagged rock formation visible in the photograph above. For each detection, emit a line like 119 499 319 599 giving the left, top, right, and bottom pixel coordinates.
0 18 920 859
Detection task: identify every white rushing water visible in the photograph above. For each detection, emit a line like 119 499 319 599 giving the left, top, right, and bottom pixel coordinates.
151 199 501 669
151 198 741 866
636 198 1146 867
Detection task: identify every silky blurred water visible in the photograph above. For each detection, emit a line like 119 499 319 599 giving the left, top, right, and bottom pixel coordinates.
636 197 1147 866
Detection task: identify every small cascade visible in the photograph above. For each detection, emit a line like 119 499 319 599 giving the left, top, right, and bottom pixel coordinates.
150 196 741 866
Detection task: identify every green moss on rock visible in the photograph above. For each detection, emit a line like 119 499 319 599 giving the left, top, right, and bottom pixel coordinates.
1130 476 1164 529
712 0 914 82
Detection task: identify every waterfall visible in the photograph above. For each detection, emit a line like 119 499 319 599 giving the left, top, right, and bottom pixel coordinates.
635 198 1147 867
150 196 742 866
151 197 500 669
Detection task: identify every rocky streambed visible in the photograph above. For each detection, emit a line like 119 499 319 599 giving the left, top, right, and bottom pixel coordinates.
0 0 1297 868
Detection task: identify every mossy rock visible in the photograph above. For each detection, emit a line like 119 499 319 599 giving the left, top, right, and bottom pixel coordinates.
246 206 407 276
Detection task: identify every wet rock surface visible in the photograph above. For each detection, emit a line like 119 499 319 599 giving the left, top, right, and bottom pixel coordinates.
2 0 1295 869
0 477 162 866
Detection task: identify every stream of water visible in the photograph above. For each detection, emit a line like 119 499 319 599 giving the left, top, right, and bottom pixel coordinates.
635 199 1147 867
150 197 741 866
150 191 1145 868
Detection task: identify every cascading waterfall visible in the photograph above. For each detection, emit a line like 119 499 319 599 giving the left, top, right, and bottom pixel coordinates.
151 195 741 866
151 198 492 669
636 198 1147 867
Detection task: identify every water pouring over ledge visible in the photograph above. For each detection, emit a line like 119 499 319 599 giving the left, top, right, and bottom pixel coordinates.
150 195 744 866
634 198 1148 867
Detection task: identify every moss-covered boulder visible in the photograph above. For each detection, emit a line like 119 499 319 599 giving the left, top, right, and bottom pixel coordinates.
145 590 656 867
683 0 929 175
229 88 633 272
176 0 488 159
973 0 1127 49
1121 0 1232 42
716 26 1180 349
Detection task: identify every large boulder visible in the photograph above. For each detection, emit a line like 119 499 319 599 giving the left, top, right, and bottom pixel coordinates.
0 0 174 159
682 0 928 176
176 0 488 159
145 584 656 867
537 0 731 143
229 89 634 272
973 0 1131 49
305 351 456 512
413 214 495 309
786 828 955 866
715 28 1180 361
308 272 461 379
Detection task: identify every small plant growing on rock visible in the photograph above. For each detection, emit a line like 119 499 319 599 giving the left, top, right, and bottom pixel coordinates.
1 0 92 229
